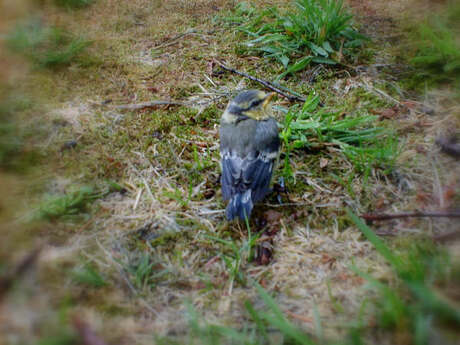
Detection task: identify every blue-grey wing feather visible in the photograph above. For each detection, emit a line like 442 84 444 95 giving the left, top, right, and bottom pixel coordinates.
221 151 275 202
246 158 273 202
221 156 235 200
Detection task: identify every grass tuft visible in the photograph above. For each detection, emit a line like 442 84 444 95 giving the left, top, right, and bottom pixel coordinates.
408 2 460 84
232 0 366 78
205 224 260 290
37 185 105 221
6 18 90 68
72 263 107 287
347 208 460 342
122 252 168 293
280 93 398 177
160 283 315 345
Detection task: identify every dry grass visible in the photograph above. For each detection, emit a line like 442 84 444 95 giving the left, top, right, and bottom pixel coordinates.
0 0 459 344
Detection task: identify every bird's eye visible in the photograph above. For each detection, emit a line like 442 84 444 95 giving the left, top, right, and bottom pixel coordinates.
250 99 264 108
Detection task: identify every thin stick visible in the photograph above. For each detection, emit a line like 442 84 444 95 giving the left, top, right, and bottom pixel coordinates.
434 230 460 243
361 210 460 221
285 310 313 323
152 29 197 50
115 100 187 110
358 80 401 105
264 202 337 208
214 59 306 103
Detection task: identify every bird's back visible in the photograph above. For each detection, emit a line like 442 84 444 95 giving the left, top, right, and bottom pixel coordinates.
220 117 279 220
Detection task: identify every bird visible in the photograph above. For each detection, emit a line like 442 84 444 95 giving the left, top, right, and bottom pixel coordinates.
220 89 280 221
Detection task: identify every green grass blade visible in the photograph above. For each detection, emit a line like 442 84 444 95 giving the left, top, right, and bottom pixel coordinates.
346 208 401 269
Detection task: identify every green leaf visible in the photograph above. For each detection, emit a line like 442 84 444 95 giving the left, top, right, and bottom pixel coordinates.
276 56 312 79
308 42 328 56
312 56 336 64
279 55 290 68
322 40 334 53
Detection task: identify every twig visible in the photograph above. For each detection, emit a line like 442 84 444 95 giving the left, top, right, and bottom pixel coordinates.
285 310 313 323
133 188 143 210
213 59 306 103
138 298 160 316
264 202 337 208
358 80 400 105
375 229 398 237
152 29 197 50
434 230 460 243
198 209 225 215
115 100 187 110
361 210 460 221
118 268 137 295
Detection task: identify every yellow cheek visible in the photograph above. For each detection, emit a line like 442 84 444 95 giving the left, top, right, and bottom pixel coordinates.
244 110 262 120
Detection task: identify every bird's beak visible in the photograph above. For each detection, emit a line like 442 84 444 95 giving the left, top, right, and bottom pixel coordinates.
262 93 275 109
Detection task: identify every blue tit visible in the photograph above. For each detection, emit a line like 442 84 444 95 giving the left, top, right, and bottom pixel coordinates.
220 90 280 221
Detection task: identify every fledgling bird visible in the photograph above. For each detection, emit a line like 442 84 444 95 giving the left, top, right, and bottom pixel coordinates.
220 90 280 221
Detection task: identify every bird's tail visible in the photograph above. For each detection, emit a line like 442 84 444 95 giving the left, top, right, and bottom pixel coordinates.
226 189 253 221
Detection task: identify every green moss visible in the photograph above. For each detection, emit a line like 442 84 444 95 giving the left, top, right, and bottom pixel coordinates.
195 104 220 124
54 0 93 9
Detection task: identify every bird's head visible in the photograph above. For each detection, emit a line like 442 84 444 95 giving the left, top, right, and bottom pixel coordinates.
222 90 275 123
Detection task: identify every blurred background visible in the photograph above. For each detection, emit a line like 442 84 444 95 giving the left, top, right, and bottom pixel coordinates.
1 0 459 344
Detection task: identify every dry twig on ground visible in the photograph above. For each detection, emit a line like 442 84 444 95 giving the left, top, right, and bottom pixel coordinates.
361 210 460 221
152 29 197 50
213 59 306 102
114 100 188 110
433 230 460 243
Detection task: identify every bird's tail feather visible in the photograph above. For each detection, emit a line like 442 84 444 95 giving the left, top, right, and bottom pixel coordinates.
226 190 253 221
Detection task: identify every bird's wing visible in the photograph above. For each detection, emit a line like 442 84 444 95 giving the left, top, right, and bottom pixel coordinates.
221 150 277 203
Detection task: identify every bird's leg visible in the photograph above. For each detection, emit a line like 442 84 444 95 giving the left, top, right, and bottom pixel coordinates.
271 176 287 205
254 215 272 265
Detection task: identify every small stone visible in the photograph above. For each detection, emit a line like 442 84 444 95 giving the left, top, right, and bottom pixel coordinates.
320 157 328 168
61 140 77 151
421 105 435 116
